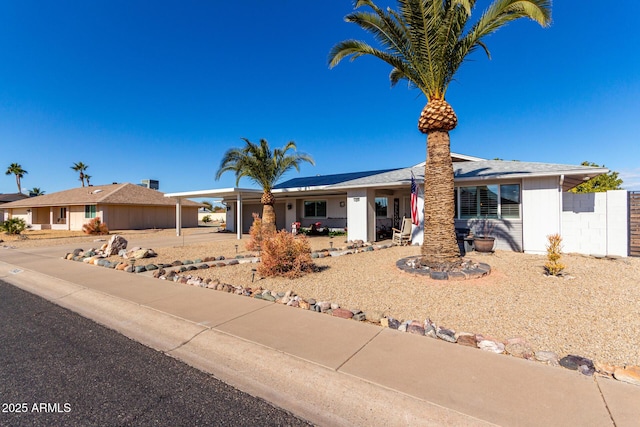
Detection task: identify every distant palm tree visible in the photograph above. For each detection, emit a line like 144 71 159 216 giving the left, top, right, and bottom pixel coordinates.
71 162 89 187
202 200 213 212
5 163 27 193
215 138 314 233
85 175 92 186
329 0 551 268
29 187 45 196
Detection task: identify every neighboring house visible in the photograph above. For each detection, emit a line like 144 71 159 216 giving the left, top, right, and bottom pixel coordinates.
2 183 201 231
198 208 226 224
0 193 29 221
165 154 629 256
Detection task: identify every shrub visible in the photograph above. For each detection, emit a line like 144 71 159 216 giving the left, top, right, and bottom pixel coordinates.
258 230 315 279
202 215 212 223
1 217 27 235
544 233 565 276
82 217 109 235
246 213 272 252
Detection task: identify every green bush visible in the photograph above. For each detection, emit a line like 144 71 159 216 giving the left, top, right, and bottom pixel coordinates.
0 218 27 235
202 215 212 223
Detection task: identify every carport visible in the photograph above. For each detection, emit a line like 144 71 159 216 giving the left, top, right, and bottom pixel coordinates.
164 188 263 239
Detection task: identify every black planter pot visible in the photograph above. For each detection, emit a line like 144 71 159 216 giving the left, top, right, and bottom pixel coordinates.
473 237 495 253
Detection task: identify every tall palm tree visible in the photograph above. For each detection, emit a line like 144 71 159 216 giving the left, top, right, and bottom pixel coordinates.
329 0 551 268
71 162 89 187
5 163 27 193
215 138 315 233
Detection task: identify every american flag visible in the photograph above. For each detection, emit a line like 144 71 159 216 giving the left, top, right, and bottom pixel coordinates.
410 173 419 226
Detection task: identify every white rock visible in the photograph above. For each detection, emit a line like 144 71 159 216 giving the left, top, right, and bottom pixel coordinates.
478 340 505 354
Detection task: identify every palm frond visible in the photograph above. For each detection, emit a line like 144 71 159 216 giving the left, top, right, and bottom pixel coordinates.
330 0 551 100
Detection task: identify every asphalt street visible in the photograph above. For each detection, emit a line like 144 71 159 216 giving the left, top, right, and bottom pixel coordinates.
0 280 312 427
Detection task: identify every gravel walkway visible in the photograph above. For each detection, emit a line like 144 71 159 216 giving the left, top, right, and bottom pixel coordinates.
7 230 640 367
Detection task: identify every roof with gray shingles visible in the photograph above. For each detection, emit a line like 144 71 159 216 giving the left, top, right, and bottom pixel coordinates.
1 183 202 208
0 193 29 203
275 160 608 191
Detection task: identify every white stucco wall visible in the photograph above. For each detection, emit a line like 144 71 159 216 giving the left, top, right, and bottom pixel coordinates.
522 176 561 254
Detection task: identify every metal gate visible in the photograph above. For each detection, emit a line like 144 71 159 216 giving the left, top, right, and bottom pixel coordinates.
630 191 640 257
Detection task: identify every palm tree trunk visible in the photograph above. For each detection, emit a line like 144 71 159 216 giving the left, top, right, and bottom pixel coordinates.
16 176 21 193
421 130 461 267
261 191 277 234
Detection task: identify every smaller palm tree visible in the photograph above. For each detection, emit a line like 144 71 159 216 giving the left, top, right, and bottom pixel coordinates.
5 163 27 193
216 138 314 233
29 187 45 196
85 175 92 186
71 162 89 187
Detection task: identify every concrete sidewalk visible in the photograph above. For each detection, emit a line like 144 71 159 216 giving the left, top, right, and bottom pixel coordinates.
1 245 639 426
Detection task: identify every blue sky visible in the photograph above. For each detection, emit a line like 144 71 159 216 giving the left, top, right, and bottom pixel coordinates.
1 0 639 199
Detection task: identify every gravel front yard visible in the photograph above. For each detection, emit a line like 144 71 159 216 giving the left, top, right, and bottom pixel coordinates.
7 229 640 367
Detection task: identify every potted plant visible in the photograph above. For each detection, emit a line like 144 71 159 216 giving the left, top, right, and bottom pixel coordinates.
471 217 496 253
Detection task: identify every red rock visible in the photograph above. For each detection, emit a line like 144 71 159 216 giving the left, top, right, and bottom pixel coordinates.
457 334 477 348
594 361 616 377
614 366 640 386
332 308 354 319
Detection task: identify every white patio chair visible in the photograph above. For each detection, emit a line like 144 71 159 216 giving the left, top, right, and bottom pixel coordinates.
392 217 412 245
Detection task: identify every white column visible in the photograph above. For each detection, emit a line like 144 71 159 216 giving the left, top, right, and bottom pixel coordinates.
236 193 242 240
175 198 182 236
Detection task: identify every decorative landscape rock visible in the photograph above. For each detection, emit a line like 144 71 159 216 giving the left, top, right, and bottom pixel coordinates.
386 317 400 330
505 341 534 360
613 366 640 386
456 333 477 348
424 320 437 338
332 308 354 319
317 301 331 312
298 300 310 310
407 321 425 336
559 355 594 375
132 249 151 260
535 351 560 366
594 361 616 377
104 234 128 256
478 340 505 354
352 312 366 321
436 327 457 343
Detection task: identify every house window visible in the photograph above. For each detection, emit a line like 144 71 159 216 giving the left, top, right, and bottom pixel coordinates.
304 200 326 218
499 184 521 218
85 205 96 219
457 184 520 219
375 197 388 217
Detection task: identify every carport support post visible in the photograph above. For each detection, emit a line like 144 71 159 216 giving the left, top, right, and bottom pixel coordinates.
236 193 242 240
175 198 182 236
